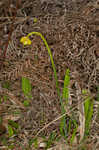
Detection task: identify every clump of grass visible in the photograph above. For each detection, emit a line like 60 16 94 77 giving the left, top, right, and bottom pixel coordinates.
46 131 57 149
60 69 78 143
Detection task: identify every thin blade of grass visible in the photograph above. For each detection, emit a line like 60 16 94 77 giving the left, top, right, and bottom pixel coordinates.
70 119 78 144
84 93 93 136
60 69 70 139
62 69 70 105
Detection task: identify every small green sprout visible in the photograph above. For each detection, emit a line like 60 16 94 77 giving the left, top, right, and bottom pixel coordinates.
23 100 30 107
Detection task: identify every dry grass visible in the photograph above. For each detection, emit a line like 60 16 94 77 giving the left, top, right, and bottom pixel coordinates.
0 0 99 149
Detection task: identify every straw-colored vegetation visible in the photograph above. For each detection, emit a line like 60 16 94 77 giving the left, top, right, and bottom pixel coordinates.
0 0 99 150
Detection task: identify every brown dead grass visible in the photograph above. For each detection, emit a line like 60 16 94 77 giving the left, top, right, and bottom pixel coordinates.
0 0 99 149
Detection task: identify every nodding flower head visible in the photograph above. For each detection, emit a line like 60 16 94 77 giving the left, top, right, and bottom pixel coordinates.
33 18 38 23
20 36 32 46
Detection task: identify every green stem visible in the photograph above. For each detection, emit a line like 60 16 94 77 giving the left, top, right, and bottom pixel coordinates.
27 32 60 97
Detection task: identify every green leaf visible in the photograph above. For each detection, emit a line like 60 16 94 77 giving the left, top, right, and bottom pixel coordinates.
84 95 93 135
23 100 30 107
8 120 19 129
8 144 15 149
62 69 70 104
60 117 67 137
8 125 14 137
22 77 32 98
60 69 70 140
32 138 38 149
82 89 87 95
70 119 78 143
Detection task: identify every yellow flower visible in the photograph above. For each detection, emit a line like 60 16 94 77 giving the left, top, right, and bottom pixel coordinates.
20 36 32 46
33 18 37 23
